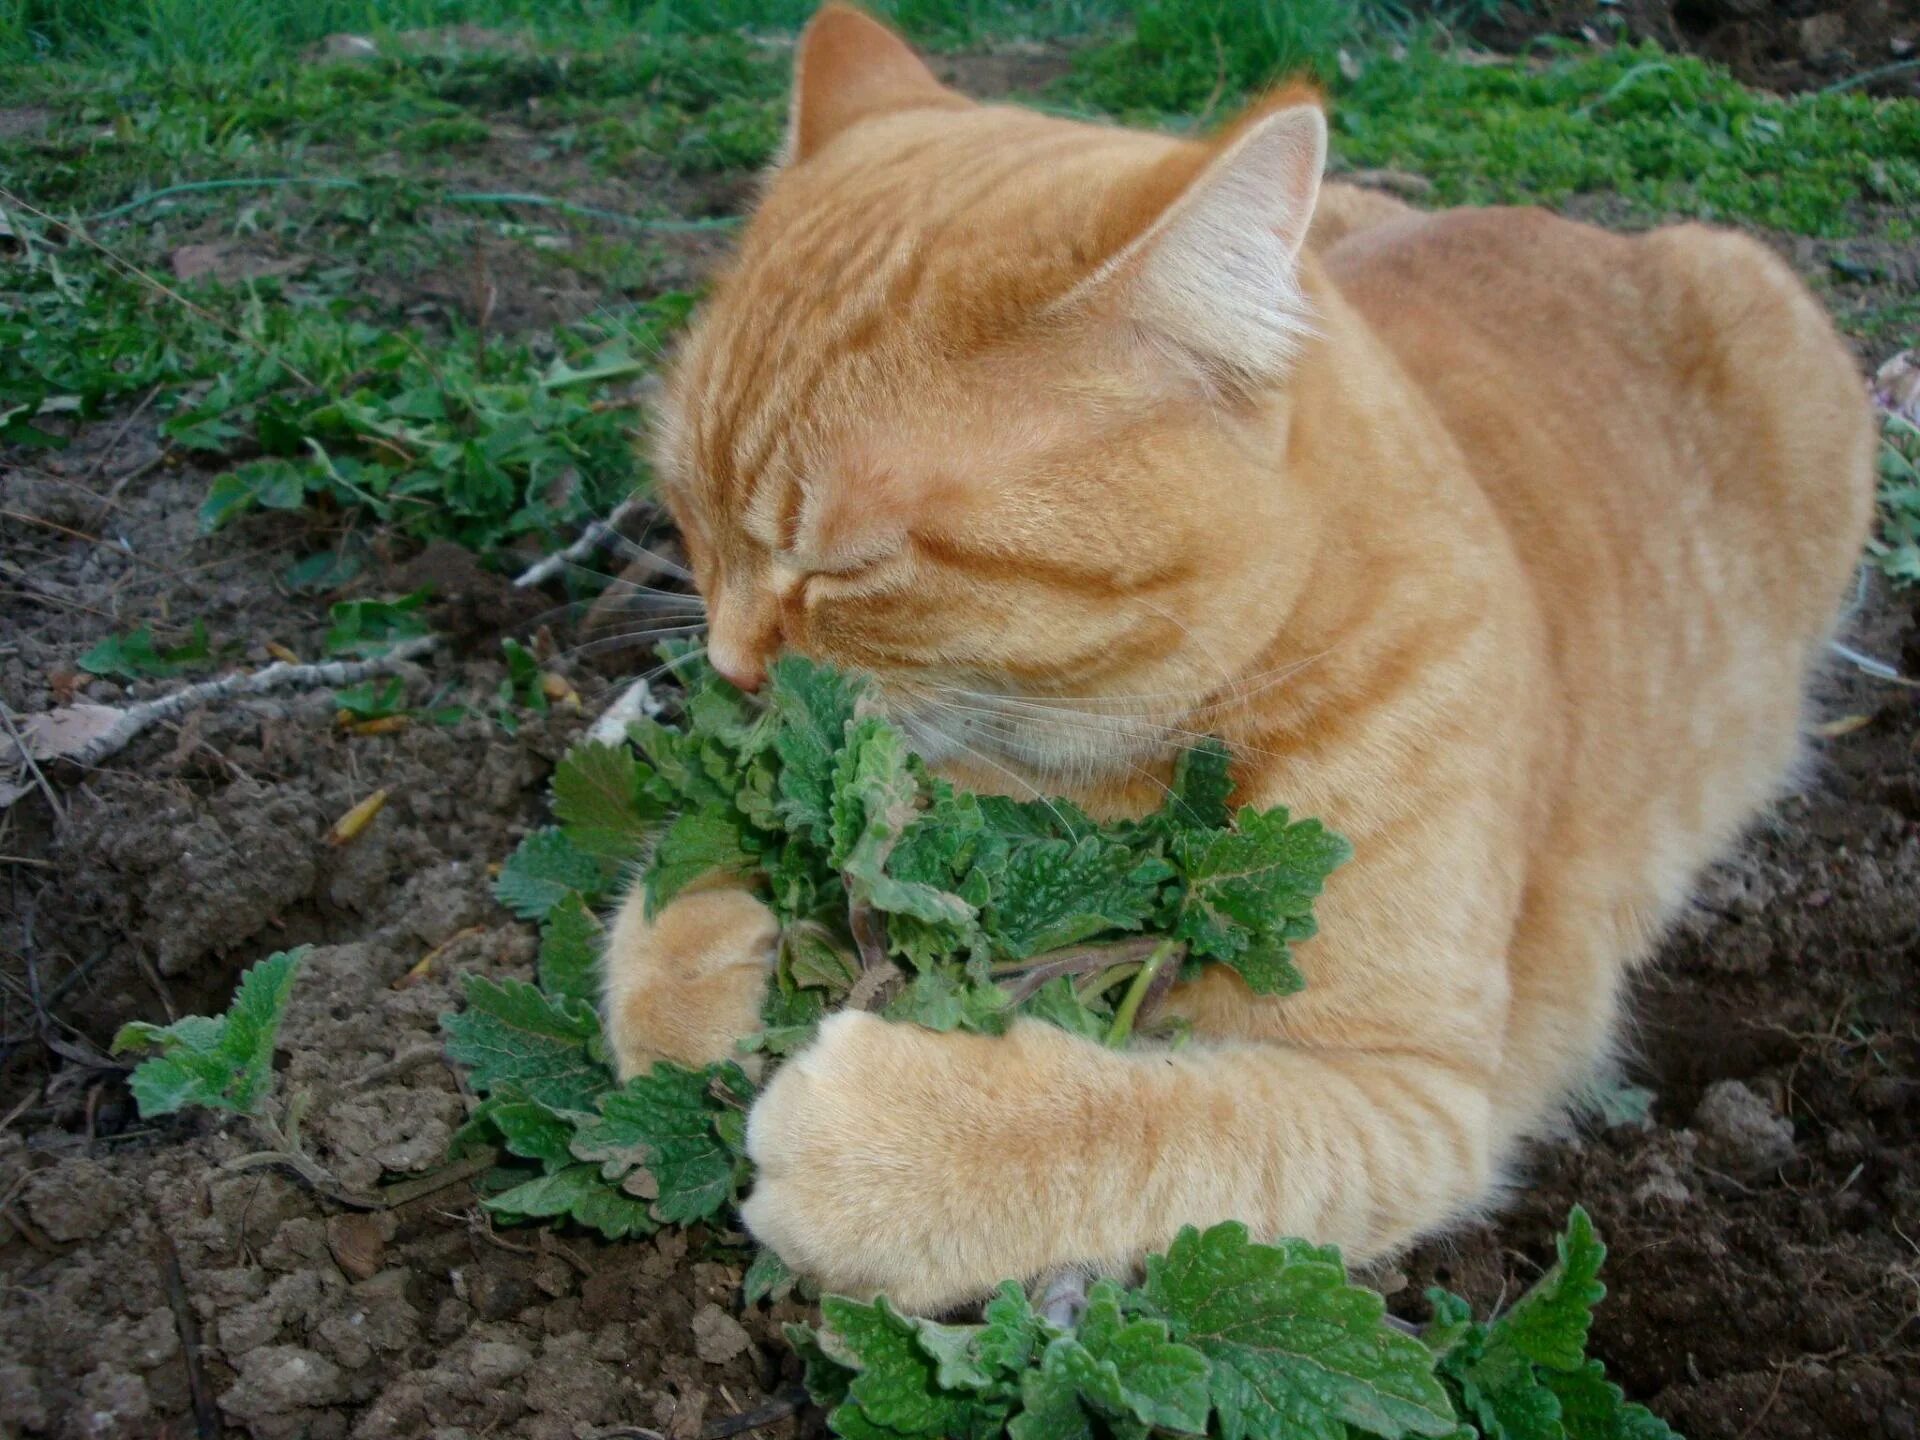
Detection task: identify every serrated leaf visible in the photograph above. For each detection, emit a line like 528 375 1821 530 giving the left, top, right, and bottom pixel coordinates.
883 969 1010 1034
1492 1208 1606 1372
910 1316 998 1391
979 1281 1052 1378
441 975 608 1112
1216 932 1308 998
112 948 305 1117
830 716 921 872
571 1061 750 1225
782 924 860 999
1010 1359 1098 1440
1543 1362 1680 1440
489 1097 581 1170
1458 1347 1566 1440
538 892 602 1005
551 741 666 860
820 1295 1012 1440
745 1247 796 1306
766 654 866 844
1171 809 1349 969
1068 1280 1212 1434
1143 1222 1457 1440
484 1163 656 1239
495 827 611 920
786 1322 855 1412
1163 739 1235 831
981 832 1170 960
79 621 211 681
645 805 756 912
1016 976 1112 1042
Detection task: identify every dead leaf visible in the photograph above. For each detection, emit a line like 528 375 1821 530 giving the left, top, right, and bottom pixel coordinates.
327 788 389 845
393 925 487 989
2 704 124 765
326 1212 393 1281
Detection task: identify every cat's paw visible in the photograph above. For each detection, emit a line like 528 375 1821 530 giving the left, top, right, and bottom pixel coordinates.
741 1012 954 1306
600 885 778 1080
741 1012 1077 1312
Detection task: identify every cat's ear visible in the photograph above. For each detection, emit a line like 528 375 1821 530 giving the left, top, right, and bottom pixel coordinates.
787 4 969 163
1089 95 1328 386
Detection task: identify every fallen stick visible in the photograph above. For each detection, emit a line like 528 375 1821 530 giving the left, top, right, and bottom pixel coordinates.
513 494 649 589
0 637 438 800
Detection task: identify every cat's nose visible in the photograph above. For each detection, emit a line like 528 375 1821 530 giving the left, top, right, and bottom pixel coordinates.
710 646 765 693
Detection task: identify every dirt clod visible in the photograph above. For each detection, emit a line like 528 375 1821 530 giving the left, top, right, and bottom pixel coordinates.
691 1303 754 1365
1691 1079 1797 1174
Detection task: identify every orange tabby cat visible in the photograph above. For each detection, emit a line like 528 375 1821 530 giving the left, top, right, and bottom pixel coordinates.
599 4 1876 1311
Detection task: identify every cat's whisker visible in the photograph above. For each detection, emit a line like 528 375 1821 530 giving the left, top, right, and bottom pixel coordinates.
600 532 696 582
554 559 706 605
554 623 710 664
925 701 1193 816
916 684 1297 766
927 647 1332 719
897 709 1087 838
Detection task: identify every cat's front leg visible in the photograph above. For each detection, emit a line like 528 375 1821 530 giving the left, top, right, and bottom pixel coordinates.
741 1010 1495 1313
600 883 778 1079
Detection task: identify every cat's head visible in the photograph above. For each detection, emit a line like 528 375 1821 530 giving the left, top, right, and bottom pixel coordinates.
653 4 1327 784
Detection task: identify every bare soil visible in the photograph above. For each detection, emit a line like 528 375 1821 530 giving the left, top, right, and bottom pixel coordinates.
1472 0 1920 97
3 48 1917 1440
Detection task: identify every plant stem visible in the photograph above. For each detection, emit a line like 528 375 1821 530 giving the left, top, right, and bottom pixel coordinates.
1105 940 1176 1048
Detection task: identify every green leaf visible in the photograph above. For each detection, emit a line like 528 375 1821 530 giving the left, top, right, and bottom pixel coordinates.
1014 976 1112 1042
978 1282 1051 1378
201 458 308 531
111 948 305 1117
281 549 362 594
745 1247 796 1306
1143 1222 1457 1440
1163 738 1235 831
1171 809 1349 978
324 591 431 657
489 1096 581 1169
982 833 1169 959
884 970 1010 1033
333 676 408 720
1543 1362 1680 1440
485 1163 657 1239
1010 1359 1098 1440
79 621 211 680
1492 1207 1606 1372
571 1061 751 1225
766 654 866 845
1067 1279 1212 1434
820 1295 1012 1440
645 805 756 912
538 892 602 1006
440 975 607 1112
496 827 611 919
551 741 666 860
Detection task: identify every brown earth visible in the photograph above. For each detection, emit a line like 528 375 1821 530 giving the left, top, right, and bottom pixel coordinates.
1471 0 1920 97
3 41 1918 1440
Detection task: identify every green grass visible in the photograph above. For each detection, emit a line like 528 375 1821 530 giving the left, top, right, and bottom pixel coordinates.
1332 42 1920 236
2 4 1915 563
